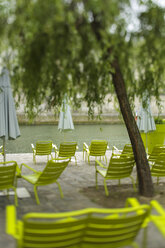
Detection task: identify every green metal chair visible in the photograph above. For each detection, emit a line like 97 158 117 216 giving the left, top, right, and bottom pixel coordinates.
148 145 165 164
31 140 56 164
83 140 108 164
150 153 165 184
150 200 165 237
6 197 150 248
54 142 78 165
20 158 70 204
0 161 18 206
95 153 136 196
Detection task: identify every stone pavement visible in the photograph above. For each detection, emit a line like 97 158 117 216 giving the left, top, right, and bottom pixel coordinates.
0 151 165 248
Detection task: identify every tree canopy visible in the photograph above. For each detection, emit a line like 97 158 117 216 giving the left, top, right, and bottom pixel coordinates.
0 0 164 115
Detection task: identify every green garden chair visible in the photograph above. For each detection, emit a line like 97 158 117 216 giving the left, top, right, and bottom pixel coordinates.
148 145 165 164
31 140 56 164
54 142 78 165
6 197 150 248
20 158 70 204
83 140 108 164
0 161 18 206
150 200 165 237
95 153 136 196
150 153 165 184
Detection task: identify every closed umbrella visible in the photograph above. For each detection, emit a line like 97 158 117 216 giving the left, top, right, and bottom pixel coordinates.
0 67 20 161
58 95 74 140
137 94 156 152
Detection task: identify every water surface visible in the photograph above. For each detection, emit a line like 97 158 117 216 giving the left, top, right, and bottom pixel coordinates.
0 124 130 153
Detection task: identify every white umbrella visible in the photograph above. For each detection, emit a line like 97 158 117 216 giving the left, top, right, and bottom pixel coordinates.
0 67 20 161
58 95 74 140
137 94 156 151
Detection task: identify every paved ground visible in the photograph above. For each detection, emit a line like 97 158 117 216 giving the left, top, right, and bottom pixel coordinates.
0 151 165 248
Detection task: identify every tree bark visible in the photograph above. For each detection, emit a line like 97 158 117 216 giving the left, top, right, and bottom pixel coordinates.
111 58 154 197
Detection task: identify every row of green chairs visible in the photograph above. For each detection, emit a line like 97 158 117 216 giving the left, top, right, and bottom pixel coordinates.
32 139 109 165
0 158 70 205
6 198 165 248
31 141 78 165
95 143 165 196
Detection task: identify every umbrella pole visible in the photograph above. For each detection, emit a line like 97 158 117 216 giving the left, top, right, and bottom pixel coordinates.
3 137 6 162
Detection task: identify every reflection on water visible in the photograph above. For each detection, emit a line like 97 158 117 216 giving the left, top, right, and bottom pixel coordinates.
0 124 130 153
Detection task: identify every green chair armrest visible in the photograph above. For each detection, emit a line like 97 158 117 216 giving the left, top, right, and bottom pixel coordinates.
20 163 39 173
95 159 107 169
150 200 165 237
6 205 17 238
125 198 141 208
150 200 165 216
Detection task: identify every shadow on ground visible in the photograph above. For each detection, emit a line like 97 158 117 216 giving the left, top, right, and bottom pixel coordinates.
81 183 165 208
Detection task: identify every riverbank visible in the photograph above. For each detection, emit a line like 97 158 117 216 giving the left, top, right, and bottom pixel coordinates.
17 113 123 125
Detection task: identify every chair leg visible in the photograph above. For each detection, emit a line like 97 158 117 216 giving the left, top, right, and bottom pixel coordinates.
95 171 98 189
105 155 107 164
33 154 36 164
88 155 90 164
56 181 64 198
104 179 109 196
34 185 40 204
13 187 18 206
74 156 77 166
130 176 137 192
131 241 139 248
141 226 148 248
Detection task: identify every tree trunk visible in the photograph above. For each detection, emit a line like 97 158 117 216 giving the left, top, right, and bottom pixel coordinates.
111 58 154 197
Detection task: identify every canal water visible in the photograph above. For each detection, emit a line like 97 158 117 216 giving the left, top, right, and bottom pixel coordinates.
0 124 130 153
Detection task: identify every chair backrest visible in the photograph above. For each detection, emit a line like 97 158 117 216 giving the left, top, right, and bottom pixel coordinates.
148 145 165 162
35 141 53 155
11 204 149 248
122 144 133 154
89 140 108 156
37 158 70 185
151 153 165 177
106 154 135 179
0 161 17 190
58 142 77 158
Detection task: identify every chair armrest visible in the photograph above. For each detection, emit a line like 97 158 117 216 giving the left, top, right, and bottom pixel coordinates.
95 159 107 169
52 143 58 150
20 163 39 173
125 198 141 208
83 142 88 151
6 205 17 238
0 145 4 155
112 146 122 155
150 200 165 216
76 145 79 150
